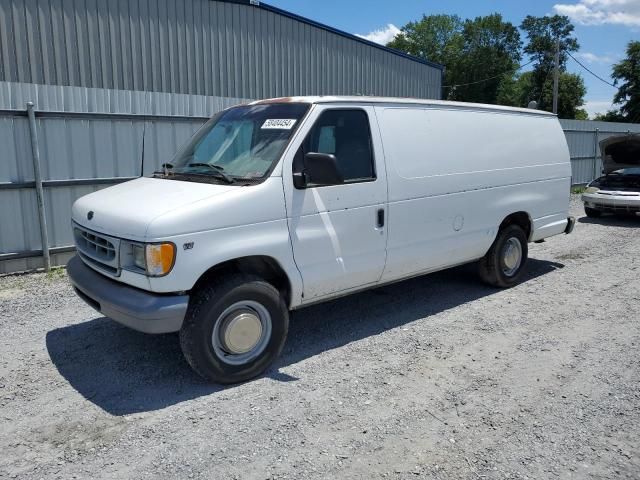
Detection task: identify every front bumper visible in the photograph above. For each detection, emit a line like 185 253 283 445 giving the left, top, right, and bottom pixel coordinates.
582 192 640 214
67 255 189 334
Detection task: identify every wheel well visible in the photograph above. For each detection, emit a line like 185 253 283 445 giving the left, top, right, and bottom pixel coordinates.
499 212 532 240
192 256 292 307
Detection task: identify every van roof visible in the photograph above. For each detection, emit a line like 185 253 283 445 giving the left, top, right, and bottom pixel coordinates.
249 96 555 117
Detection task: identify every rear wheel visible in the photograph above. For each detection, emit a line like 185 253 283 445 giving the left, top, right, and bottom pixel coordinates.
584 206 602 218
479 224 528 288
180 274 288 384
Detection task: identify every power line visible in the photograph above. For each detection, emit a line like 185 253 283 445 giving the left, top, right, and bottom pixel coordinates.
567 51 617 88
441 48 619 99
442 59 535 89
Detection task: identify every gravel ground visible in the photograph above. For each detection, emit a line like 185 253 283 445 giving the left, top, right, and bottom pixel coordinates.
1 196 639 480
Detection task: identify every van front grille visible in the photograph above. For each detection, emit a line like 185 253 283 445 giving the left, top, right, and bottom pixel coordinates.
73 225 121 276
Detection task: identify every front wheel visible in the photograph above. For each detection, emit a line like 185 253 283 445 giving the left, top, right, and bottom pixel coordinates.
478 224 528 288
180 274 289 384
584 206 602 218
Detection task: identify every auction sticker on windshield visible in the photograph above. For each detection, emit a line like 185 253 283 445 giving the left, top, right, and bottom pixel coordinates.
261 119 297 130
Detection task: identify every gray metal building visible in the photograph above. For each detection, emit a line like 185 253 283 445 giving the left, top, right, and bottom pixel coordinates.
0 0 443 99
0 0 443 273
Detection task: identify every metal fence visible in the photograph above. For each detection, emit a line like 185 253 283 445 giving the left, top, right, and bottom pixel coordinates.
0 81 249 273
2 85 640 273
0 108 211 273
559 119 640 185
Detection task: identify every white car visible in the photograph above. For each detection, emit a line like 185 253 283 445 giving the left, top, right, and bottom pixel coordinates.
582 135 640 218
67 96 574 383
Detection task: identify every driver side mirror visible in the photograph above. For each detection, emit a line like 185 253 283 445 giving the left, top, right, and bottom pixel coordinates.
293 152 344 188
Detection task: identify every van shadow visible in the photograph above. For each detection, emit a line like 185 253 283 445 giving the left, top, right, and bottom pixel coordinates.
578 214 640 228
46 259 563 416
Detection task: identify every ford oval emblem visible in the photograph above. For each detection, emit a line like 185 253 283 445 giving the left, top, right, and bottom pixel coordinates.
87 211 94 220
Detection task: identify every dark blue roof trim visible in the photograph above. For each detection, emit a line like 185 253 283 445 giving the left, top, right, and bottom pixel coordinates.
215 0 444 71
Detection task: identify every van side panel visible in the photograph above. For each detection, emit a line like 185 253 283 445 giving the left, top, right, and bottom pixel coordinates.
375 106 571 282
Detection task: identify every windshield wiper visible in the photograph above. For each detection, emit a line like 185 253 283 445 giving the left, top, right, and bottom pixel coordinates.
170 164 234 184
187 162 221 169
185 163 235 183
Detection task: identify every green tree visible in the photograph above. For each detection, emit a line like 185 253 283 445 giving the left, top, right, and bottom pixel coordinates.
610 41 640 122
594 110 626 122
387 14 464 65
448 14 522 104
496 71 533 106
521 15 579 70
498 71 587 119
387 14 521 104
387 14 464 91
519 15 582 115
574 108 589 120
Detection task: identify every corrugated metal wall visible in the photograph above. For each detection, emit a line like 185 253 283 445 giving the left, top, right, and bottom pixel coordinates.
0 0 442 100
559 119 640 185
0 81 247 273
0 80 251 116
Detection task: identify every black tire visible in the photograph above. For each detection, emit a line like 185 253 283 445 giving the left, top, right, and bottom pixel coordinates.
180 274 288 384
478 224 528 288
584 206 602 218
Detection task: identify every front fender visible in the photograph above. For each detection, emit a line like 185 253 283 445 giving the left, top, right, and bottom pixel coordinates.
147 219 304 306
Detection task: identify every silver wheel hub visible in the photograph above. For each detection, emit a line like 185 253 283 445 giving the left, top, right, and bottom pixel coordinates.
502 237 522 276
212 301 272 366
221 311 263 354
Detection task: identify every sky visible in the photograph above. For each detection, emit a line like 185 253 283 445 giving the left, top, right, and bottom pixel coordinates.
268 0 640 118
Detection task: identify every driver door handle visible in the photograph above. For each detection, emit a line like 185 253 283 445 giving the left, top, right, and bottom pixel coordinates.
376 208 385 228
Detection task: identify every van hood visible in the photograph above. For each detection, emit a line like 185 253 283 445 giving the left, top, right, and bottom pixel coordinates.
72 177 236 240
601 134 640 174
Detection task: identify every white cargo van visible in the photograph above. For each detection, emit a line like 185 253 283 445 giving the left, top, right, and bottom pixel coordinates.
68 96 574 383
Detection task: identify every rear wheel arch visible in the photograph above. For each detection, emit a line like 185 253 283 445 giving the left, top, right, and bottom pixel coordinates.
499 211 532 241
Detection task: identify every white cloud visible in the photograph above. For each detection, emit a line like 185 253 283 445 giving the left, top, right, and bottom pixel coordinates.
584 100 615 117
553 0 640 26
356 24 401 45
575 51 618 63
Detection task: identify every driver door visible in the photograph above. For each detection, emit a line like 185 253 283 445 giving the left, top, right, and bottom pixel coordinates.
282 106 388 302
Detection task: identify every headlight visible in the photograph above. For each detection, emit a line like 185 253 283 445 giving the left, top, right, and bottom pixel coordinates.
585 186 600 193
122 242 176 277
132 244 146 270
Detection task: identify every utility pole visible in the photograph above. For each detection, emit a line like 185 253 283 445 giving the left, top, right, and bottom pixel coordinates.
552 37 560 115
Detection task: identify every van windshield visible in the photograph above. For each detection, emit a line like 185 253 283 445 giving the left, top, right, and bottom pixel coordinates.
168 103 310 183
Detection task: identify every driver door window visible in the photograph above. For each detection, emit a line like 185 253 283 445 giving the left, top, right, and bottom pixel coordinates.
302 109 376 183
